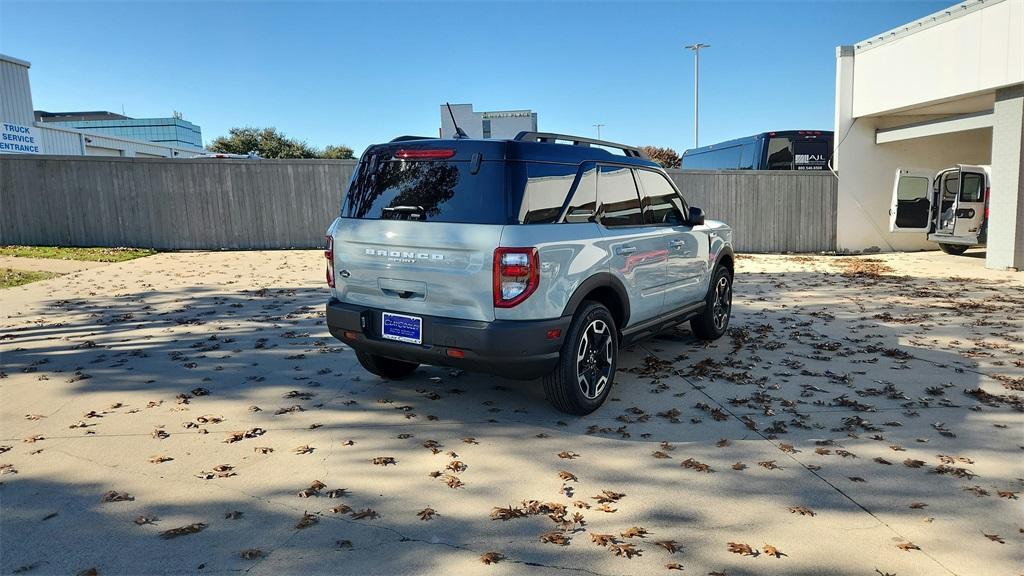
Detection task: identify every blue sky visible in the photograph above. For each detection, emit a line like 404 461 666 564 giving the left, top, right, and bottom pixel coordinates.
1 0 950 153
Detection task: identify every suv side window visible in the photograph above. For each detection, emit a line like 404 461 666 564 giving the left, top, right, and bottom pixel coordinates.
520 162 579 224
563 164 597 223
597 165 643 227
636 169 687 226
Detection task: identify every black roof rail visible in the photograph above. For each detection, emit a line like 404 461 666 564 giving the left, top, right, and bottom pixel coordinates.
389 135 434 143
514 131 650 160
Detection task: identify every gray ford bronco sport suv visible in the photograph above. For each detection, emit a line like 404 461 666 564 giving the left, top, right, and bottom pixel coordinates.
325 132 734 414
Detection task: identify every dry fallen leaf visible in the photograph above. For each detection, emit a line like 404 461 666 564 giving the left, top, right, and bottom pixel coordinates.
909 502 928 509
557 451 580 459
609 543 641 558
293 445 313 455
558 470 578 482
133 515 158 525
621 526 649 539
160 522 207 539
295 512 318 529
681 458 713 473
984 533 1005 544
788 505 816 516
727 542 757 556
148 455 173 464
762 544 785 558
101 491 134 503
491 505 525 521
539 530 569 545
417 507 437 521
330 504 352 514
372 456 397 466
666 562 684 570
239 548 263 560
592 489 626 503
350 508 379 520
655 540 679 553
896 541 920 551
591 532 616 546
480 552 504 564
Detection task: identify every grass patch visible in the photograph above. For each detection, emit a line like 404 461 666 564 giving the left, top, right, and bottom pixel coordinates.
0 268 60 289
0 245 156 262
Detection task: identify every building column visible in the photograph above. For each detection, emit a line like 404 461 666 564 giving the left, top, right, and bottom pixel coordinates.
986 85 1024 270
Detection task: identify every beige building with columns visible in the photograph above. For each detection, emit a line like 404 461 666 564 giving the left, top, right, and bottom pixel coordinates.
833 0 1023 270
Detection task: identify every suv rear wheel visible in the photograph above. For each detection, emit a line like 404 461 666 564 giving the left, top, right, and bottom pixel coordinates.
938 243 969 255
691 265 732 340
355 351 419 379
543 301 618 415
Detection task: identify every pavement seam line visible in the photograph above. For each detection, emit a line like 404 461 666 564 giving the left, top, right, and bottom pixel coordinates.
637 341 961 576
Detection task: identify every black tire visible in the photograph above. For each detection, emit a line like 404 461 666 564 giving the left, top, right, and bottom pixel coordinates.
938 243 969 256
690 265 733 341
542 301 618 415
355 351 418 379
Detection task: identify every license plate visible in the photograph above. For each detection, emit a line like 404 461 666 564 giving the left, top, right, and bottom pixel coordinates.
381 312 422 344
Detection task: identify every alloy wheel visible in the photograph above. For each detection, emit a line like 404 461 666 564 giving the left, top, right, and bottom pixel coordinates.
576 319 613 400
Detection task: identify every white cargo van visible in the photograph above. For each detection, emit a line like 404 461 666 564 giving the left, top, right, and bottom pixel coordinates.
889 165 990 255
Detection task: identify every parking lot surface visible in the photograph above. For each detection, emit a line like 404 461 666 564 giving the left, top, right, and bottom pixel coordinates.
1 250 1021 576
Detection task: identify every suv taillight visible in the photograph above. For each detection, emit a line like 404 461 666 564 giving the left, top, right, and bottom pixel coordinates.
493 247 539 308
325 235 335 287
984 186 990 219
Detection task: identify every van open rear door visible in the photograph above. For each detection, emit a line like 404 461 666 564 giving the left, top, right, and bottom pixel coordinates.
889 168 933 233
951 165 987 239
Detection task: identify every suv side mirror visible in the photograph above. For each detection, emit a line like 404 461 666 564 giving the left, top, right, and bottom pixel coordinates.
688 206 706 226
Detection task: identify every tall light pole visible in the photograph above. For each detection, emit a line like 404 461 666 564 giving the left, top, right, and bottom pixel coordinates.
593 123 606 140
684 43 710 149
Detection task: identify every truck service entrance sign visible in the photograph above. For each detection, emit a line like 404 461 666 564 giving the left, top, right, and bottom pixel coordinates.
0 123 42 154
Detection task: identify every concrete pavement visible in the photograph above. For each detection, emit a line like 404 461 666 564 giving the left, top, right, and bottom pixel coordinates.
1 250 1021 575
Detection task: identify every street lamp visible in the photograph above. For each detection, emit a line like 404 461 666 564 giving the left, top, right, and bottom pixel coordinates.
593 123 606 140
684 43 710 149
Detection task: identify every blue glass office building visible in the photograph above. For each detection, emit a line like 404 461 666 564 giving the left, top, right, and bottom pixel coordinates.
35 111 203 149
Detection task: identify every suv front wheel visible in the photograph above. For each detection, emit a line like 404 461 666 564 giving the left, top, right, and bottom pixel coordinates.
543 301 618 415
690 265 733 340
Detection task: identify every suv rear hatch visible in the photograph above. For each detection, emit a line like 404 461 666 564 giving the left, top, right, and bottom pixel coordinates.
331 140 507 322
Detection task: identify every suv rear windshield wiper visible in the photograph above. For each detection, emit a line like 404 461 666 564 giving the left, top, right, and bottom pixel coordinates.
382 205 427 221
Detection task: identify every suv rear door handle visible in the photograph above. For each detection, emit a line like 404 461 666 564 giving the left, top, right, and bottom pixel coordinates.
669 239 686 248
615 245 637 255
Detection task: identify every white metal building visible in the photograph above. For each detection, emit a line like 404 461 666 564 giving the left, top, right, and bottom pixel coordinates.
0 54 205 158
440 104 538 140
833 0 1023 270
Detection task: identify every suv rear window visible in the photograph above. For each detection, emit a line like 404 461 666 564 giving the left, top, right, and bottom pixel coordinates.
342 149 507 224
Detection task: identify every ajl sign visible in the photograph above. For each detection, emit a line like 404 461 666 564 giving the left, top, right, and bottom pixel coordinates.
0 122 42 154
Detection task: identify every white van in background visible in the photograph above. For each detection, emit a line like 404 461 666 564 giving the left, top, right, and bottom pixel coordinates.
889 165 990 255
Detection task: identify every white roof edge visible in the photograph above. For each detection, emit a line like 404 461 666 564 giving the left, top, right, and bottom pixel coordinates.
854 0 1004 53
0 53 31 68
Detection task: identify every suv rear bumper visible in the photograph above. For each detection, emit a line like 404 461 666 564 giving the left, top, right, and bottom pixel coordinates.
325 299 571 380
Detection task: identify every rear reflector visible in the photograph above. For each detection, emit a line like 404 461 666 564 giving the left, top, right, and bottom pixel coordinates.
394 148 456 160
325 235 335 288
545 328 562 340
446 348 465 358
342 330 358 341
